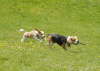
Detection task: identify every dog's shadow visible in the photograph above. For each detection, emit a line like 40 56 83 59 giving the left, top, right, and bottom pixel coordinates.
67 48 83 54
69 50 81 53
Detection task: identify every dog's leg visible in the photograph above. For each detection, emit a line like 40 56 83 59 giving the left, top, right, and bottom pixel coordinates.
61 43 67 50
21 38 25 42
21 36 27 42
66 43 71 48
48 41 53 48
62 46 67 50
32 35 39 40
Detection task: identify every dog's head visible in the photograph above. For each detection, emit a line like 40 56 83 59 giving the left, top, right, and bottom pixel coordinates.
67 36 79 45
40 31 45 39
34 29 45 39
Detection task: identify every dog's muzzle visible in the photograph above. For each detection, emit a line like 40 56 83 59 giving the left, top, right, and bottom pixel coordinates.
74 40 80 45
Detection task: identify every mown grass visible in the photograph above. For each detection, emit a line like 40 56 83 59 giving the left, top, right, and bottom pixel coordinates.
0 0 100 71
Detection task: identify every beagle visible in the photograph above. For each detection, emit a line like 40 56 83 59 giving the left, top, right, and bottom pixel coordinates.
21 29 45 42
46 34 79 50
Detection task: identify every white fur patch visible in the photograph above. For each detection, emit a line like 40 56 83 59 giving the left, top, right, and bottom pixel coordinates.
19 28 25 32
67 36 72 43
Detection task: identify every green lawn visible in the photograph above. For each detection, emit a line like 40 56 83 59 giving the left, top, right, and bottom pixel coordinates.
0 0 100 71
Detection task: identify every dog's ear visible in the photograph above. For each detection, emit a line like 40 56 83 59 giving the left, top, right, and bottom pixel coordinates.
34 28 42 34
34 28 40 31
70 37 76 41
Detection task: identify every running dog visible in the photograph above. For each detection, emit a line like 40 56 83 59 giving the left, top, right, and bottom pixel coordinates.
21 29 45 42
46 34 80 50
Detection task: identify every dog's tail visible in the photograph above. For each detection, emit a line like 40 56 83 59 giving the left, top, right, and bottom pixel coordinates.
19 28 25 32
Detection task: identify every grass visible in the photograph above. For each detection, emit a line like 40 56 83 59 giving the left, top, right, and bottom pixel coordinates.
0 0 100 71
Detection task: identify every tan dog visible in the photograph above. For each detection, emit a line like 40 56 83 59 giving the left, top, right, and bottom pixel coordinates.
21 29 45 42
46 34 79 50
